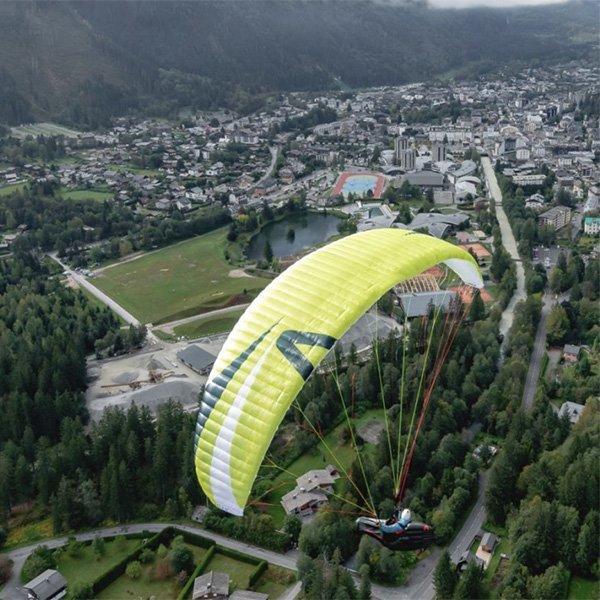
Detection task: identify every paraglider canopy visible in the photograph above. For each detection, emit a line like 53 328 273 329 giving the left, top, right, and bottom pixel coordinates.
194 228 483 516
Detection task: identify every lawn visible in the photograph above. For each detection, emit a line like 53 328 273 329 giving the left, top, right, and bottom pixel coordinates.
56 538 142 589
263 408 384 526
0 182 26 196
172 309 245 339
61 188 114 202
93 228 269 324
98 570 178 599
569 576 600 600
204 552 257 590
253 565 296 599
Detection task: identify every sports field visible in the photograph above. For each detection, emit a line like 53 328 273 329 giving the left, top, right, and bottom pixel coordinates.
332 171 386 199
93 228 269 324
10 122 80 139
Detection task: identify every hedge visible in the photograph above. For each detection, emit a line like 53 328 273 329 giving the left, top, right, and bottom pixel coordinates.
248 560 268 588
90 528 171 595
177 545 216 600
213 544 261 565
176 528 215 550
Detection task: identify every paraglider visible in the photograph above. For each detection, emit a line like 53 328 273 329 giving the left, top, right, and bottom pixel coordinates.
356 508 436 551
193 228 482 538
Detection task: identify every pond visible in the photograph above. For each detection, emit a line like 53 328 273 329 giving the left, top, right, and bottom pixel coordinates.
246 211 342 260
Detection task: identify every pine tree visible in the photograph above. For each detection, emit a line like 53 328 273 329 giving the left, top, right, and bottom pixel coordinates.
433 550 457 599
358 564 371 600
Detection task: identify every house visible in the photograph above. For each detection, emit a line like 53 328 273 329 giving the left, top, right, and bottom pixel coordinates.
177 345 217 374
456 550 485 573
558 401 585 425
193 571 229 600
461 243 492 267
538 206 571 231
563 344 582 363
397 290 458 318
583 216 600 235
281 465 340 517
475 532 498 569
23 569 67 600
481 532 497 553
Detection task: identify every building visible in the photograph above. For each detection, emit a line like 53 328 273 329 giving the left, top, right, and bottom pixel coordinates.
583 216 600 235
475 532 498 570
558 401 585 425
23 569 67 600
394 135 409 161
512 174 546 188
538 206 571 231
281 465 340 516
193 571 230 600
177 344 217 374
461 243 492 267
397 290 458 318
409 212 470 238
399 148 416 171
400 170 445 190
432 141 446 163
563 344 582 363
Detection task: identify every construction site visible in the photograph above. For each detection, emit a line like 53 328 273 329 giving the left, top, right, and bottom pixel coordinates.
85 336 226 422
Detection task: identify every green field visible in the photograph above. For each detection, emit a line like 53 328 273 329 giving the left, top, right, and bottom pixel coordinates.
172 309 245 339
569 576 600 600
0 182 26 196
61 188 113 201
264 409 384 526
10 122 80 139
56 538 142 589
93 229 269 324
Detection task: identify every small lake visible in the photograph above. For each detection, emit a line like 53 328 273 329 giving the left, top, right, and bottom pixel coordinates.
246 211 342 260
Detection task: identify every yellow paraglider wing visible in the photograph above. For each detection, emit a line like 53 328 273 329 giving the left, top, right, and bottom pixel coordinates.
194 228 482 515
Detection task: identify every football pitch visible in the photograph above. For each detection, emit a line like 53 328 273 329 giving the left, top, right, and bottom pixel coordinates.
92 228 269 324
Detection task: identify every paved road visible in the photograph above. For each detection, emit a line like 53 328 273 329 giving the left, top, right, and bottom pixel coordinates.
157 302 251 334
50 253 141 327
252 145 279 189
481 157 526 360
401 472 489 600
1 522 299 600
1 521 415 600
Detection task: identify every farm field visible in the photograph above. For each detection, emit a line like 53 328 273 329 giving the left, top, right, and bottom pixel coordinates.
264 408 384 526
61 188 113 201
93 228 269 324
172 309 245 339
10 122 80 139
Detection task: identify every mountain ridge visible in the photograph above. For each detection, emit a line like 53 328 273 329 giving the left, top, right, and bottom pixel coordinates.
0 0 596 127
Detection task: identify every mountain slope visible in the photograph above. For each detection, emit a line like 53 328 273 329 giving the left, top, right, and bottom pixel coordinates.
0 0 596 126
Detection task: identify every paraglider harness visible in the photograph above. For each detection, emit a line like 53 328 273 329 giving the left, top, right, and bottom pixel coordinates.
356 507 436 552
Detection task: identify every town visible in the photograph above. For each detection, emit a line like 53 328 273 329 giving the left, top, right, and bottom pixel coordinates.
0 56 598 600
